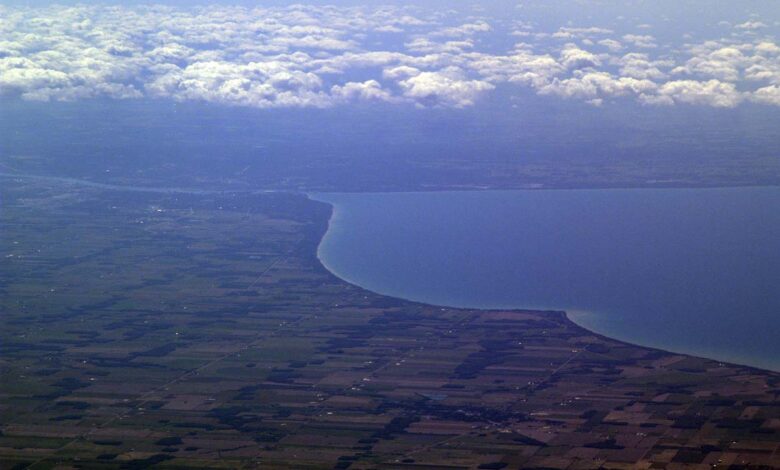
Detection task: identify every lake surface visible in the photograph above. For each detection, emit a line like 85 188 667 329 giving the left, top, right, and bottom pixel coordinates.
313 188 780 371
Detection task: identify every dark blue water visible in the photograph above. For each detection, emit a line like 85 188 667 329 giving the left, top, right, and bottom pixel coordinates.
313 188 780 371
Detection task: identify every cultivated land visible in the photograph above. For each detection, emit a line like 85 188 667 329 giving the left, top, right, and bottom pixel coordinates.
1 178 779 469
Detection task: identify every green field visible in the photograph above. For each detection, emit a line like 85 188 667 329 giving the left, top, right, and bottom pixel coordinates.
1 179 779 469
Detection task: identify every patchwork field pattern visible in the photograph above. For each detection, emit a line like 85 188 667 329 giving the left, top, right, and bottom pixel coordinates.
1 180 779 469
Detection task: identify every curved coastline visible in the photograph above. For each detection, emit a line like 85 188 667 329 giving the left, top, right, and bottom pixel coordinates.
4 171 774 372
311 194 776 374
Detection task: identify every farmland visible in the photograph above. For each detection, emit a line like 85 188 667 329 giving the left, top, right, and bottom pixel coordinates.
1 178 779 469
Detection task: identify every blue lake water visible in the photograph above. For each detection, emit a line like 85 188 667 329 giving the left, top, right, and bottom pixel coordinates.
313 188 780 371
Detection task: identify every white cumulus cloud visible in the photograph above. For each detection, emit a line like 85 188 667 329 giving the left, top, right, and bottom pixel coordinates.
396 67 494 108
0 4 778 110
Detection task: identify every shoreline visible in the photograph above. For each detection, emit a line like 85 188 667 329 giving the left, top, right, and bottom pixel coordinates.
3 170 775 373
6 170 780 468
310 195 778 374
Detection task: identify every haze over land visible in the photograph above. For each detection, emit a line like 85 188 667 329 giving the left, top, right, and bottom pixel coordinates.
2 1 780 190
2 2 780 468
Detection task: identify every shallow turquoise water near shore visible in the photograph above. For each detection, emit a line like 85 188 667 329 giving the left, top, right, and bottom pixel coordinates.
313 188 780 371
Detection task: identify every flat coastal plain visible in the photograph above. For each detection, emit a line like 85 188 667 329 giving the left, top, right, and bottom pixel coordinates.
1 179 779 469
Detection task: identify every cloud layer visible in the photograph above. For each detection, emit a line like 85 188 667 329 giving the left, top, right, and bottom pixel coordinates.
1 4 779 109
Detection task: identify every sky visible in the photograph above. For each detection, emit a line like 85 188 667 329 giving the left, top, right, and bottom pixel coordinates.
2 0 780 110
